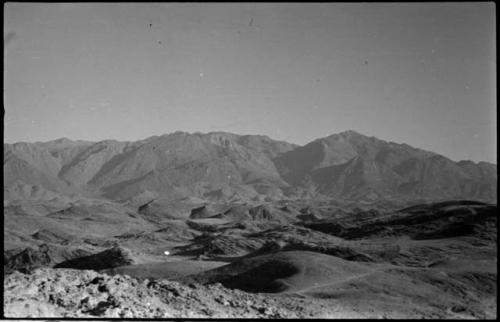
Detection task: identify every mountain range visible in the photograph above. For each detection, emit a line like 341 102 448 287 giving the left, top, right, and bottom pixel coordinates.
4 130 497 203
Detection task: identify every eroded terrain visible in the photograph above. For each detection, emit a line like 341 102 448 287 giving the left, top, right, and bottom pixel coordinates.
3 197 497 318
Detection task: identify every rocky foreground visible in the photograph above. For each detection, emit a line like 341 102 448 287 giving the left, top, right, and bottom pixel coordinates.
4 267 370 318
4 251 497 319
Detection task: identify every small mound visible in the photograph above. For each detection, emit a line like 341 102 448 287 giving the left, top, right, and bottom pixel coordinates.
188 204 227 219
186 218 229 232
54 246 136 270
246 240 288 257
189 250 371 293
189 205 212 219
117 221 197 244
212 205 251 221
137 200 194 221
152 220 199 242
174 233 264 257
248 205 295 224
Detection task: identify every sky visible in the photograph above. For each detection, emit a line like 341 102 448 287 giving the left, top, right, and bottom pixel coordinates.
4 3 496 163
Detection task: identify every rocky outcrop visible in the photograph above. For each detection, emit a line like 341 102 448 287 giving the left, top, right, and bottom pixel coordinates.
3 268 314 318
54 246 135 270
4 244 52 274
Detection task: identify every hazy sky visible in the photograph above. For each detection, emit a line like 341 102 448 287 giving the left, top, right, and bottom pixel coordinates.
4 3 496 163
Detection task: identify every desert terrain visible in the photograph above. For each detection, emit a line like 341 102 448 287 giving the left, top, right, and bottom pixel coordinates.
3 131 497 318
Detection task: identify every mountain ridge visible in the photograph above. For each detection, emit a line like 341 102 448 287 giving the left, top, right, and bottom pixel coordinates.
7 130 494 166
4 130 497 203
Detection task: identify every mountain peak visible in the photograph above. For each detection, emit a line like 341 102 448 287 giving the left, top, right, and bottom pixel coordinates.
52 137 73 143
316 130 373 145
321 130 370 141
338 130 364 136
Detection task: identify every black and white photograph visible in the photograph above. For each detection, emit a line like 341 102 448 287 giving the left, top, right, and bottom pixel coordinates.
3 2 497 319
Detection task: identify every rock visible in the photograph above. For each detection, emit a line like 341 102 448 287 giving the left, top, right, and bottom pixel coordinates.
4 245 52 274
54 246 135 270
